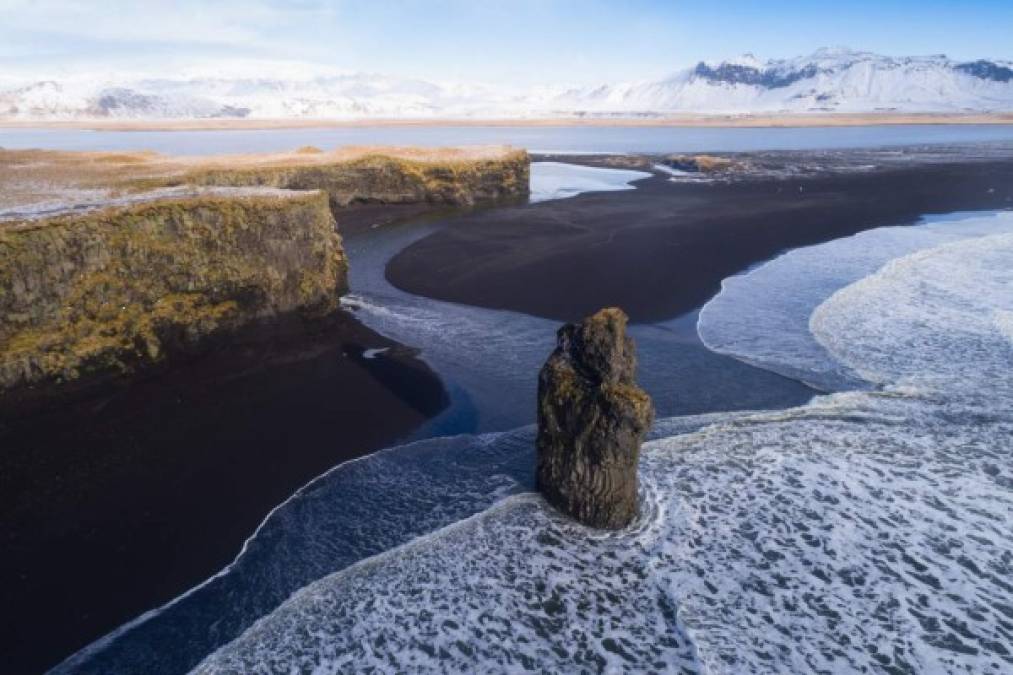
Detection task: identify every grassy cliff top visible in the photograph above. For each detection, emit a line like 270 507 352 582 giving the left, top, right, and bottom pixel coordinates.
0 144 525 223
0 185 319 229
177 144 524 169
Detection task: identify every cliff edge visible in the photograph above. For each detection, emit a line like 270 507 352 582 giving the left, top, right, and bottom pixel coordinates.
0 145 528 405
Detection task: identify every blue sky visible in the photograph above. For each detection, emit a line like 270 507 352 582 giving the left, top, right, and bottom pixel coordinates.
2 0 1012 83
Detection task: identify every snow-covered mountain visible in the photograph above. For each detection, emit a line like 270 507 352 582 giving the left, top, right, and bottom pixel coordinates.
2 48 1012 120
558 48 1013 114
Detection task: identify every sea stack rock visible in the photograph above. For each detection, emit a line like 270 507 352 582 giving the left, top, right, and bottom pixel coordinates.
536 308 654 529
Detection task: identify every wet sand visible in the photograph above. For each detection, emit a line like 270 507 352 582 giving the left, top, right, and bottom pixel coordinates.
387 155 1013 323
0 311 448 674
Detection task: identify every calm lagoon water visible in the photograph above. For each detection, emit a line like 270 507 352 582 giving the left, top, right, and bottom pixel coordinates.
4 123 1013 155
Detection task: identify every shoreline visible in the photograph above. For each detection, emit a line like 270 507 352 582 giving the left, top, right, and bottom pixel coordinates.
386 151 1013 323
0 144 527 673
1 112 1012 132
0 310 448 674
5 144 1012 672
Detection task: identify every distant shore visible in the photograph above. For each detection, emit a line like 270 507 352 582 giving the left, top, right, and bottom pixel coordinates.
1 112 1012 132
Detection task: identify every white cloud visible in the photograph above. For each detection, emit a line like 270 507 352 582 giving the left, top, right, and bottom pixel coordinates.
0 0 337 49
0 0 353 79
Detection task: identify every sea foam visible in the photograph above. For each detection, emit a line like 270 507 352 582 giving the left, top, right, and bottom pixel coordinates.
55 165 813 674
698 211 1013 391
194 214 1013 673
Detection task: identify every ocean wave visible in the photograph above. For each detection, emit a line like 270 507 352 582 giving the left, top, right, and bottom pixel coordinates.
195 216 1013 674
697 210 1013 391
812 232 1013 400
53 429 536 674
196 398 1012 674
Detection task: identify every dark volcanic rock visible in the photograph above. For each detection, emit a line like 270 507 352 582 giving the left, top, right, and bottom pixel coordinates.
955 60 1013 83
536 308 654 528
692 61 818 89
664 154 743 173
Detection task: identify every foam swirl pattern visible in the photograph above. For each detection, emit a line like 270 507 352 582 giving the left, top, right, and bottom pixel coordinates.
698 211 1013 391
812 232 1013 400
196 214 1013 674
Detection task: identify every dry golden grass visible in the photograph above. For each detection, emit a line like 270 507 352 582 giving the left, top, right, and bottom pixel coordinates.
0 145 522 216
167 144 520 170
0 149 184 213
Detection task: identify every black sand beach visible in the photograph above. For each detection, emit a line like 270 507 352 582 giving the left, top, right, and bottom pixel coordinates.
387 154 1013 323
0 312 447 673
6 148 1013 674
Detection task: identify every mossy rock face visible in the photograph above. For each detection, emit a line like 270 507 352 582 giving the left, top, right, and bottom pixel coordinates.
0 190 344 393
536 308 654 529
0 147 529 401
183 152 531 208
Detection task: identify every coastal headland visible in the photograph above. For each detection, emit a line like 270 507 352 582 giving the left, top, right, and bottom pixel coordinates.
5 141 1013 672
0 144 528 672
0 145 528 407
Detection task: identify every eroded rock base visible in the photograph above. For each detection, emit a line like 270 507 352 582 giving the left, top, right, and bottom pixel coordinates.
536 308 654 529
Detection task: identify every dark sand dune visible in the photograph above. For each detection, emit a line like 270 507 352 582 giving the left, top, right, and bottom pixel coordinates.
387 157 1013 323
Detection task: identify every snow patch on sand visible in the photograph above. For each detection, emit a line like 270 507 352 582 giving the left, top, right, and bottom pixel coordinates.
529 161 650 203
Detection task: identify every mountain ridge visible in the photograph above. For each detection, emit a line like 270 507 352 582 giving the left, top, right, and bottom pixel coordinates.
3 48 1012 120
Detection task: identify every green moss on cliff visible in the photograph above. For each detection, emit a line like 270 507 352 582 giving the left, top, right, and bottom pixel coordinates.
174 150 530 208
0 190 343 391
0 146 529 399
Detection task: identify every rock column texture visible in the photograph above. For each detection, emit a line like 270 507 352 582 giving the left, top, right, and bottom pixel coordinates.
536 307 654 528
